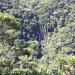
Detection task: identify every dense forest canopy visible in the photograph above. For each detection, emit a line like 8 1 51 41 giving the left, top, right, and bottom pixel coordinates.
0 0 75 75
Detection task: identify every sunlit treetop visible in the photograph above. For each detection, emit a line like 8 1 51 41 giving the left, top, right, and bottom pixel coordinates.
0 12 20 30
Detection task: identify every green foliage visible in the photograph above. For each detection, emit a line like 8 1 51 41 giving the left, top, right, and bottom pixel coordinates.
0 12 21 45
0 57 10 67
11 68 32 75
18 55 38 68
2 13 20 29
56 56 75 75
45 22 75 55
24 48 37 56
5 29 16 36
2 67 10 75
0 0 75 75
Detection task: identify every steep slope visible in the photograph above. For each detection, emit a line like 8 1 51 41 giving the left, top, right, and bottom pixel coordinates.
41 2 75 75
0 0 75 75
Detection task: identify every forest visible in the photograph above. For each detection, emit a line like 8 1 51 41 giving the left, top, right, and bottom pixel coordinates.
0 0 75 75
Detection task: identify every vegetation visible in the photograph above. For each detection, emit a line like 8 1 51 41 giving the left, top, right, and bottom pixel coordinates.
0 0 75 75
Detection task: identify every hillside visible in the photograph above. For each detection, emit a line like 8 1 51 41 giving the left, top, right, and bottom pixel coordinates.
0 0 75 75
